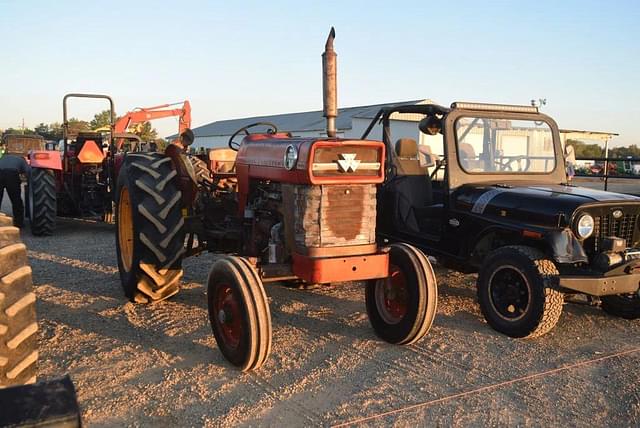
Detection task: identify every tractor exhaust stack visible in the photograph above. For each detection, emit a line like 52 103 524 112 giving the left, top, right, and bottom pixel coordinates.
322 27 337 138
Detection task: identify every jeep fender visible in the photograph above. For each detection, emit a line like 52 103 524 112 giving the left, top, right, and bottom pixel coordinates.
544 228 588 264
470 225 588 265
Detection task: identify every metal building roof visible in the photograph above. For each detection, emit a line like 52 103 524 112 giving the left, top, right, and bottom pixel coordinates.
168 100 429 139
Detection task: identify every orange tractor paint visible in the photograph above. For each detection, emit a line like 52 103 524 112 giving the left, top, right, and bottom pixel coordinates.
114 28 438 371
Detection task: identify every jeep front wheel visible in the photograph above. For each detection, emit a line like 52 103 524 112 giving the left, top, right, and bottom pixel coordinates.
477 245 563 338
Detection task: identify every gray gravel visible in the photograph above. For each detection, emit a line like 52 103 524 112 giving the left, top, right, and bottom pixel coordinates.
3 196 639 427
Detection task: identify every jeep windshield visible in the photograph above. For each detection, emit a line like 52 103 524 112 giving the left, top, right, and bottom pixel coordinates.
455 117 556 174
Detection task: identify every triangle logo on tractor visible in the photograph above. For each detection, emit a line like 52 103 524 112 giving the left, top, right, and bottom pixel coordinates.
337 153 360 173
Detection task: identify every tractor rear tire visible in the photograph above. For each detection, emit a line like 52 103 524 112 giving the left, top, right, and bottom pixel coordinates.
188 155 213 186
365 243 438 345
207 256 272 371
115 153 185 303
27 168 56 236
0 213 37 387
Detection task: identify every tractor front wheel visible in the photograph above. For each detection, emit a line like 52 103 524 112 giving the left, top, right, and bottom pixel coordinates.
115 153 185 303
27 168 56 236
365 243 438 345
207 256 272 371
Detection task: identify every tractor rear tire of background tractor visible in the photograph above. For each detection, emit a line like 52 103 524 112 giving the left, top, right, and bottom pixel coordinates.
0 213 38 387
207 256 272 371
27 168 56 236
115 153 186 303
477 245 564 338
365 243 438 345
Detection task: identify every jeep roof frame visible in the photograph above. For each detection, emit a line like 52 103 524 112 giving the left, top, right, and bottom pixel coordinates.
362 102 568 190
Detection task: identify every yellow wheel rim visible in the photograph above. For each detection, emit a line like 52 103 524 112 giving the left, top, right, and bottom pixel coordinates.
118 187 134 272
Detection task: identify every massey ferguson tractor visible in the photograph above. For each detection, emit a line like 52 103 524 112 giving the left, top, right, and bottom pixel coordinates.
114 29 438 371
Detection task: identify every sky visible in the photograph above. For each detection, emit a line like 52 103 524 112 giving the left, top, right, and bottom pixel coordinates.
1 0 639 145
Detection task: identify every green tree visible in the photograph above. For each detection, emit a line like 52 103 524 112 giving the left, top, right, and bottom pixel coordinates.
568 139 603 158
90 110 113 130
66 118 90 136
133 121 158 141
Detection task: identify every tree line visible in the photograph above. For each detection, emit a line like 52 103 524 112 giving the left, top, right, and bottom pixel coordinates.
1 110 165 148
567 139 640 159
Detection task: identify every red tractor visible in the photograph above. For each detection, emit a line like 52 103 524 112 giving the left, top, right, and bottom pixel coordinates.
114 29 438 371
25 95 184 235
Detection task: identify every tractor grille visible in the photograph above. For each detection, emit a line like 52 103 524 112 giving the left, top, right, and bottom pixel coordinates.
289 184 377 249
588 212 639 254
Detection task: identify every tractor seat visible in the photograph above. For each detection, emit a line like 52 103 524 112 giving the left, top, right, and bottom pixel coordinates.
208 148 237 174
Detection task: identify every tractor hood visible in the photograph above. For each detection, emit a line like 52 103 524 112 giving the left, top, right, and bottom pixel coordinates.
454 182 640 227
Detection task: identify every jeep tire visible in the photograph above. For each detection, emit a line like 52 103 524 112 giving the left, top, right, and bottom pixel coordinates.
115 153 185 303
477 245 563 338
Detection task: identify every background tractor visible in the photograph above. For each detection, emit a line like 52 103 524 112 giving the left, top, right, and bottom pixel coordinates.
24 94 188 235
114 28 438 371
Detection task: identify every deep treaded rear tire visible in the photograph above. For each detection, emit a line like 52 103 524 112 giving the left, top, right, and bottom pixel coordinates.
477 245 563 338
207 256 272 371
28 168 56 236
115 153 185 303
0 213 37 387
601 294 640 319
188 155 213 186
366 243 438 345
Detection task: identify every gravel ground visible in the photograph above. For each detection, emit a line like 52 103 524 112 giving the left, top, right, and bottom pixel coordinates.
2 198 640 427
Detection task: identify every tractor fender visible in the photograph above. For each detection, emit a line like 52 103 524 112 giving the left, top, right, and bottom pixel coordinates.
164 144 198 206
28 150 62 170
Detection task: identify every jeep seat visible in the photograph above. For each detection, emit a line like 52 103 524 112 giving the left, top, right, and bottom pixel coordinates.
391 138 436 233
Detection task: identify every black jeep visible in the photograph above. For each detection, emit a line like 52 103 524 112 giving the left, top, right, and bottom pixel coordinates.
364 102 640 338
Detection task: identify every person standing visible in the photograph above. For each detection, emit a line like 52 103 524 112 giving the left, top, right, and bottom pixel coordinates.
0 147 29 227
565 144 576 183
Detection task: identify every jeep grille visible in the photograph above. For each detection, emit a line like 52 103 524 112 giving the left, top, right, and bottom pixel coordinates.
587 212 639 253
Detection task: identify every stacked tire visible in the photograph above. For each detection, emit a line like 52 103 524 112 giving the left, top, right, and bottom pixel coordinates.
0 213 37 387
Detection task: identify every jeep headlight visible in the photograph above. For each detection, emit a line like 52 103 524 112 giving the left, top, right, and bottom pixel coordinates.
576 214 594 239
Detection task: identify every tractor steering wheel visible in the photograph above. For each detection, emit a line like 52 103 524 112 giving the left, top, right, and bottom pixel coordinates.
228 122 279 151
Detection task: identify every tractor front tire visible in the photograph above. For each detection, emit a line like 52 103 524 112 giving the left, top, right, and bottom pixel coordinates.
365 243 438 345
477 245 564 338
0 213 37 387
115 153 185 303
27 168 56 236
207 256 272 371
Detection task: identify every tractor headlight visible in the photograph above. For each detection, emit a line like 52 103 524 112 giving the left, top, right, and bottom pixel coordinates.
576 214 595 239
284 145 298 171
